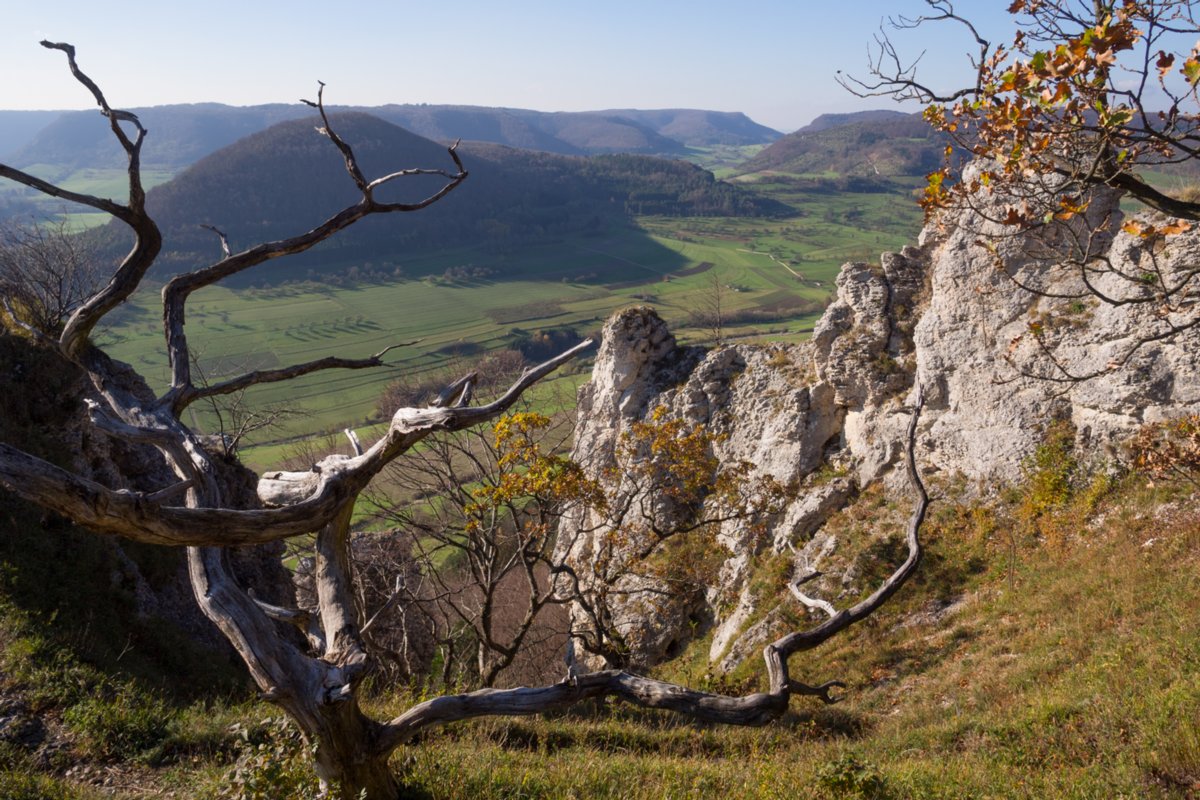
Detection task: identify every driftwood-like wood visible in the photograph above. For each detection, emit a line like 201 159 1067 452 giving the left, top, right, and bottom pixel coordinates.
0 44 931 800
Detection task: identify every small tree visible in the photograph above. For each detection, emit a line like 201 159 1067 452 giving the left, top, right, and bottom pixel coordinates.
362 401 793 688
0 218 102 335
692 271 727 345
0 43 931 799
363 405 581 690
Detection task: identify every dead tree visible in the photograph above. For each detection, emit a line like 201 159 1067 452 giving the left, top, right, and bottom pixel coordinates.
0 44 929 799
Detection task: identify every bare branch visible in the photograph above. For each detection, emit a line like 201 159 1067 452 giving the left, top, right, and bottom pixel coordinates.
200 224 232 258
789 581 838 619
379 669 788 752
302 82 370 194
169 342 418 415
0 165 131 221
249 588 327 654
344 428 364 457
771 384 926 663
0 342 593 547
84 399 177 445
837 1 990 103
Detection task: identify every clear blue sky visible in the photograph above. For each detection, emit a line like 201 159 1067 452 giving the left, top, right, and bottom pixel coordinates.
2 1 1017 132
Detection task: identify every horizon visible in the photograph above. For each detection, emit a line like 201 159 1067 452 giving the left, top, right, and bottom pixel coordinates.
0 100 918 137
2 1 1018 134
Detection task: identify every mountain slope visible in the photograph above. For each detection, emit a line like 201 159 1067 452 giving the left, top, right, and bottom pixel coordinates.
370 105 581 154
794 109 915 134
736 111 944 178
0 110 66 160
111 113 786 279
597 108 781 145
6 103 312 172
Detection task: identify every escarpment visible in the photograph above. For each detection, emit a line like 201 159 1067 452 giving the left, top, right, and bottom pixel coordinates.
559 182 1200 673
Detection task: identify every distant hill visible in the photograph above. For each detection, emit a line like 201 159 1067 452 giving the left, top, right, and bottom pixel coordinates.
369 105 580 154
0 111 67 160
5 104 311 172
586 109 780 147
6 103 782 175
736 111 945 178
794 109 916 134
372 106 691 155
101 113 786 280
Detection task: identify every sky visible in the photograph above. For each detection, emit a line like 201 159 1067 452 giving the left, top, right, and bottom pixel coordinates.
1 1 1019 133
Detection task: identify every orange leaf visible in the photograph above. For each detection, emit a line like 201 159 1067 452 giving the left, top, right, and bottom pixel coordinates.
1122 220 1154 238
1002 208 1027 226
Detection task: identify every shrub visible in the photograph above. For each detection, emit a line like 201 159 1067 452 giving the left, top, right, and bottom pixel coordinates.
1128 413 1200 486
816 752 891 799
223 717 322 800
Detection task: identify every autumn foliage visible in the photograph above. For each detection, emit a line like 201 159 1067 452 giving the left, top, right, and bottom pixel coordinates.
905 1 1200 222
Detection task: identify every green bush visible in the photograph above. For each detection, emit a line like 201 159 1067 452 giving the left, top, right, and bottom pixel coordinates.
222 716 322 800
816 752 891 799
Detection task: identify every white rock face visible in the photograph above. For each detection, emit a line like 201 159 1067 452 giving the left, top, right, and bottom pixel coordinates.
912 178 1200 479
557 307 846 669
560 180 1200 671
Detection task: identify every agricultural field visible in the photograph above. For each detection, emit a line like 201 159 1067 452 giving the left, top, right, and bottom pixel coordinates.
684 143 769 177
0 166 176 229
98 181 921 463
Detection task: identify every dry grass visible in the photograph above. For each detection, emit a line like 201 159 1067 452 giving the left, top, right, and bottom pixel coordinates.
9 470 1200 799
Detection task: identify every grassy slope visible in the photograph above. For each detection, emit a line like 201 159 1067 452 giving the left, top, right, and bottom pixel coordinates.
373 477 1200 799
12 471 1193 799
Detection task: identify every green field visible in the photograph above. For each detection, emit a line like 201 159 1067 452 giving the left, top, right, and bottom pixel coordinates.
0 165 176 230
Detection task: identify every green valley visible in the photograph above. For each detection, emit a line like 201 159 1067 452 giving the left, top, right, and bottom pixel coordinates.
97 178 919 457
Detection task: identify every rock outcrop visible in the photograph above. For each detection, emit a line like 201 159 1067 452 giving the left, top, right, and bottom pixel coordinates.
560 178 1200 672
912 175 1200 479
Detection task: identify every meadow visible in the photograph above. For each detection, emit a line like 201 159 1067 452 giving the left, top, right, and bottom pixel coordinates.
0 165 176 230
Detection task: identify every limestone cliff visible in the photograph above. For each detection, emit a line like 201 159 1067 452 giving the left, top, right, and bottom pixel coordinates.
559 183 1200 672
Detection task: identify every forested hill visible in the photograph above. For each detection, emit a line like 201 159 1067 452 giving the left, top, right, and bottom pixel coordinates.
6 103 781 173
110 113 786 279
793 109 915 134
370 106 695 155
736 111 945 177
0 110 67 160
593 109 781 146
